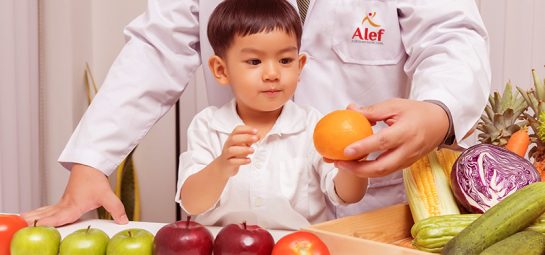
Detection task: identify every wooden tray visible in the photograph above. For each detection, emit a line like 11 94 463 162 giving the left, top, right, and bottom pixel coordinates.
303 204 432 255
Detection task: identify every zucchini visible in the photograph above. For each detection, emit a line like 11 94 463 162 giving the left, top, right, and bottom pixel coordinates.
480 231 545 255
442 182 545 255
412 218 545 253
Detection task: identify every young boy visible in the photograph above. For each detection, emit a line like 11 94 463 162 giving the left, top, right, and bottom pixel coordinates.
176 0 368 230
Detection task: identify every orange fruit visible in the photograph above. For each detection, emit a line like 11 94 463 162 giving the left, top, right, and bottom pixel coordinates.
313 110 373 161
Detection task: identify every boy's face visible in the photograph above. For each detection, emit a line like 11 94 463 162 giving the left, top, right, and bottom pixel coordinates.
209 29 306 114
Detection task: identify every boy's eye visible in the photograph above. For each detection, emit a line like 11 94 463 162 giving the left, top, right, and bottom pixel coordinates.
246 59 261 65
280 58 294 64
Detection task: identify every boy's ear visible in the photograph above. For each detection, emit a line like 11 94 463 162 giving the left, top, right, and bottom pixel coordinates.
208 55 229 85
297 53 307 73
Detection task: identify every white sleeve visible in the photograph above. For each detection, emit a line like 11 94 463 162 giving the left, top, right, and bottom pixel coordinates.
398 0 491 142
58 0 202 175
314 156 346 207
174 108 223 214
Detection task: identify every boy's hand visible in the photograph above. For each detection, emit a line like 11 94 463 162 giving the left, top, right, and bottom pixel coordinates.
218 125 259 176
21 164 128 227
331 99 449 178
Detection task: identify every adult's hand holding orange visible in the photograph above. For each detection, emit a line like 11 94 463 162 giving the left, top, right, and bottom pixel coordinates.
21 164 128 227
332 99 450 178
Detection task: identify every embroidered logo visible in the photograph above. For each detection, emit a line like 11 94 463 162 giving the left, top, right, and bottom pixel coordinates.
352 11 385 44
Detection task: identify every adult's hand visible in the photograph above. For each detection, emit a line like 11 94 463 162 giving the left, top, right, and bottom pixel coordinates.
332 98 450 178
21 164 128 227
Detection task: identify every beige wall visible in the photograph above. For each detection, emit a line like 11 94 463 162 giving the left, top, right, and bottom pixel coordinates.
40 0 545 223
476 0 545 91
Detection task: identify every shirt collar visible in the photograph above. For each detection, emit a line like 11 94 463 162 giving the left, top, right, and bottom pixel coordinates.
209 99 307 136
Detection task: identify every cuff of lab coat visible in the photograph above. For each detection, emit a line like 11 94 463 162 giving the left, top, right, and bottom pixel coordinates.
424 100 456 146
58 148 119 175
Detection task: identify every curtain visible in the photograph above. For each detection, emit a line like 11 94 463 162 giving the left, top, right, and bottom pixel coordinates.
0 0 41 213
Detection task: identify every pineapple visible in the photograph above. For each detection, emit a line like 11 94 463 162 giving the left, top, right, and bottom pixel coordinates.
477 81 528 146
518 69 545 178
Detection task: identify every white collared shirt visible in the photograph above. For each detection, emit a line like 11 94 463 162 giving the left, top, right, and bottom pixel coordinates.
174 99 345 230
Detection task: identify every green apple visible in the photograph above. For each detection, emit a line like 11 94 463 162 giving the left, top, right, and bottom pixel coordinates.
59 225 110 255
10 221 61 255
106 228 153 255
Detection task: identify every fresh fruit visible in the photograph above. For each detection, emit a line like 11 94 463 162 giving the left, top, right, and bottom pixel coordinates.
214 222 274 255
0 214 27 255
10 220 61 255
313 109 373 160
154 216 213 255
106 228 153 255
517 69 545 179
477 81 528 147
59 225 109 255
271 231 330 255
0 214 28 255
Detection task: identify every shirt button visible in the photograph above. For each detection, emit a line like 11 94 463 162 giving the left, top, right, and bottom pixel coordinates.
255 197 264 207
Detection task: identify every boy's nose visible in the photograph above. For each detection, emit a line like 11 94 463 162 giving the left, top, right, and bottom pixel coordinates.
262 62 280 81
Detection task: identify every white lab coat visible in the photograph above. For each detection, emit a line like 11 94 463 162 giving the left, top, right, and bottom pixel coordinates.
59 0 491 217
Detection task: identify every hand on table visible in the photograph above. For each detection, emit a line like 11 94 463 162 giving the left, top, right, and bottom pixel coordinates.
327 98 450 178
21 164 128 227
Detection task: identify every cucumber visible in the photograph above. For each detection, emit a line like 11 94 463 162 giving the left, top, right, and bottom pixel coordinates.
480 231 545 255
442 182 545 255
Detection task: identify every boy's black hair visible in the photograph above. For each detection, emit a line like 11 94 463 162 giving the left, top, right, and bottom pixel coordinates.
207 0 302 57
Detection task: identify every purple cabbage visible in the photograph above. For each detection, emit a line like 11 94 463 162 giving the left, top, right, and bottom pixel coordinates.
451 143 540 213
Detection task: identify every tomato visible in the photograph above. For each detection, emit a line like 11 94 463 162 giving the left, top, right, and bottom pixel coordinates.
0 214 27 255
272 231 330 255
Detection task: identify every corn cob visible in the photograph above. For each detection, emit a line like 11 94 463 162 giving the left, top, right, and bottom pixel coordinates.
434 149 460 180
403 149 460 223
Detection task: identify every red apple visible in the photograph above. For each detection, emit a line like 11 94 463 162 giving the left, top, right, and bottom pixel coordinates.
214 222 274 255
153 216 213 255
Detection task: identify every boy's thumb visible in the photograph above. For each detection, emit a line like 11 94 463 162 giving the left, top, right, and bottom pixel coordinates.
102 193 129 224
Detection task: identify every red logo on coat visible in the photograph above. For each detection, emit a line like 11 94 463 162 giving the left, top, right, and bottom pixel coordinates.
352 11 385 44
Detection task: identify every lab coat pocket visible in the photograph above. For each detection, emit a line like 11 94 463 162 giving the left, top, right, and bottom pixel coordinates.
332 0 404 65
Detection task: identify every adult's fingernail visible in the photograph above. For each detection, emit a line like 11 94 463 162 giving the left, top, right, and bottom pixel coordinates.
344 148 357 157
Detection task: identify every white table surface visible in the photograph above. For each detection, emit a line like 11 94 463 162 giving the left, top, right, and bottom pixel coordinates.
57 219 292 242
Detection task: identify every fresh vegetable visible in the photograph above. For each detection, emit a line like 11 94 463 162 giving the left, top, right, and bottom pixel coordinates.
451 143 540 213
505 126 530 157
0 215 28 255
479 231 545 255
271 231 330 255
411 213 545 253
442 182 545 255
403 149 460 223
